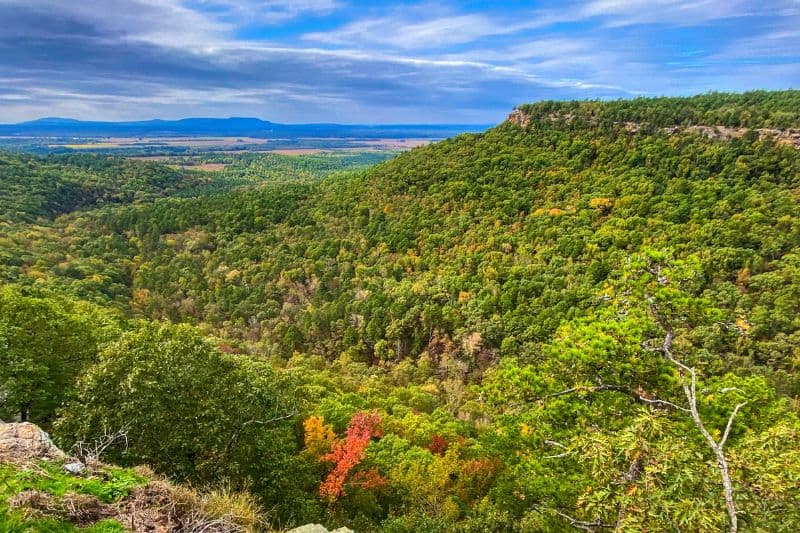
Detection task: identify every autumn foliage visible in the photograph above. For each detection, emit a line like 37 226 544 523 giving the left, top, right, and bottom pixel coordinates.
427 434 449 455
303 415 335 457
319 411 384 500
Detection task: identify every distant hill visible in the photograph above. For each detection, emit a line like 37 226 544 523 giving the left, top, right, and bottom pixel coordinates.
3 91 800 531
0 116 488 139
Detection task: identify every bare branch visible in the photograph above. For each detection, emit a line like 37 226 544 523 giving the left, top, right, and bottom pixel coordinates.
543 440 571 459
537 384 687 413
239 411 297 427
719 402 747 450
648 298 745 533
639 397 689 413
551 508 616 531
71 426 130 466
224 409 297 457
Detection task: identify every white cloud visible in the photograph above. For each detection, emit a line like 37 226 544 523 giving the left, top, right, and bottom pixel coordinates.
580 0 790 26
188 0 343 24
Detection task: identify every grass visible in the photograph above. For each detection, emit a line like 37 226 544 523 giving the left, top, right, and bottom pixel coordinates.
0 508 125 532
0 461 146 531
0 462 145 503
202 485 265 532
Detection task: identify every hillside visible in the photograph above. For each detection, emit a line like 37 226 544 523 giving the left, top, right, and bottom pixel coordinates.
1 91 800 531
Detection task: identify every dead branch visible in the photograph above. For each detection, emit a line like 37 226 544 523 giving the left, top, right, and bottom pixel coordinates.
551 508 616 532
543 439 571 459
650 301 745 533
71 426 130 466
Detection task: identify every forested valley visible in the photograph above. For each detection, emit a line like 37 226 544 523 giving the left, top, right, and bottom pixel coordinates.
2 91 800 532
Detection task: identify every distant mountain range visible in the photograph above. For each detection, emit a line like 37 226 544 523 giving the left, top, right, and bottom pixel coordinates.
0 117 489 139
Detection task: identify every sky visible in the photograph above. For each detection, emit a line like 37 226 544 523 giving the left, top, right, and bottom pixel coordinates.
0 0 798 124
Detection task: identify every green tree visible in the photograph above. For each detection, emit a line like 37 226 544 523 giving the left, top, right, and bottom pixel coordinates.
56 322 299 483
0 286 115 425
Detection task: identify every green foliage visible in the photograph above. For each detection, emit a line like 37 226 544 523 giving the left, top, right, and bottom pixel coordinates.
0 286 119 425
0 463 144 504
56 322 298 480
0 153 209 222
517 89 800 128
1 92 799 530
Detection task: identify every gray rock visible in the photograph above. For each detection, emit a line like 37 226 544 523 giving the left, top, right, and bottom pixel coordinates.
64 462 86 475
0 422 66 462
288 525 354 533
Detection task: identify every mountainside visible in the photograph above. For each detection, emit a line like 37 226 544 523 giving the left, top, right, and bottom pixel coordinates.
0 117 487 139
1 91 800 531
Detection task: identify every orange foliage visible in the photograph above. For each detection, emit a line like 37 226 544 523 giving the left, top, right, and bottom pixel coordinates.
319 411 383 500
349 467 389 492
428 434 449 455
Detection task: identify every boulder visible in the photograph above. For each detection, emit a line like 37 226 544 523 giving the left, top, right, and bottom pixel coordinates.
64 461 86 475
288 525 354 533
0 421 66 462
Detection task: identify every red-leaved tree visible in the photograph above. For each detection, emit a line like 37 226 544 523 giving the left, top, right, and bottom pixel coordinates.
319 411 384 500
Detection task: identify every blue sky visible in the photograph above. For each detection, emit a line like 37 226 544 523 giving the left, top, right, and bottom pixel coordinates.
0 0 798 123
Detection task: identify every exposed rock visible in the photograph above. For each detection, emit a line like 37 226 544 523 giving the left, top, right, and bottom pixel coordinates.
682 125 800 148
0 421 65 462
507 109 531 128
288 525 354 533
64 461 86 475
1 422 246 532
506 107 800 149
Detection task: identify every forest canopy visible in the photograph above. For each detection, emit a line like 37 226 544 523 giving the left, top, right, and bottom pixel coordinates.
1 92 800 531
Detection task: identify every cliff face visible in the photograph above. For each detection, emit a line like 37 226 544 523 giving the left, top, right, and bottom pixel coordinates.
506 107 800 148
506 109 531 128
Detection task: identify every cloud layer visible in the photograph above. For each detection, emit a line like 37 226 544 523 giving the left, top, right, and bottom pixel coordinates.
1 0 798 123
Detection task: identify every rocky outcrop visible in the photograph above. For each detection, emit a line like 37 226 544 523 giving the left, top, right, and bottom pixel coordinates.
288 525 354 533
507 109 531 128
506 108 800 149
681 125 800 148
0 421 65 462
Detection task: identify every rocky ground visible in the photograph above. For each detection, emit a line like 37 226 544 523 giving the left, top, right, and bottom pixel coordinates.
1 421 350 532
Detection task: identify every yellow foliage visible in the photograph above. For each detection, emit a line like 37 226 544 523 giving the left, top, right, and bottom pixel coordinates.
26 270 47 280
132 288 151 309
735 317 750 334
303 415 335 457
458 291 472 303
390 447 461 517
589 197 614 210
736 267 751 286
412 280 427 295
421 383 440 395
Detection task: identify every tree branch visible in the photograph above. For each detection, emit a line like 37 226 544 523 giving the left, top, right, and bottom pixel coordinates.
543 440 570 459
534 383 687 413
551 508 616 532
649 298 744 533
719 402 747 450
